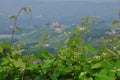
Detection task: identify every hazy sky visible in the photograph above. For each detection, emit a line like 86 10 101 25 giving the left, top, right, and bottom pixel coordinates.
0 0 120 17
0 0 120 26
1 0 119 2
38 0 120 2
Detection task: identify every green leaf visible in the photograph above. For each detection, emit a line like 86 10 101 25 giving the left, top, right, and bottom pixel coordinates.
80 72 87 77
94 69 115 80
1 42 9 48
112 20 119 25
91 63 101 69
83 64 91 73
26 64 38 70
85 44 97 54
9 15 16 19
51 71 59 80
117 71 120 77
86 17 91 22
1 57 10 65
12 58 26 70
16 26 23 32
22 7 31 14
115 60 120 69
34 76 40 80
74 65 81 72
41 59 55 73
35 50 52 60
24 76 32 80
0 66 4 72
115 60 120 77
0 47 3 53
103 61 113 70
88 77 93 80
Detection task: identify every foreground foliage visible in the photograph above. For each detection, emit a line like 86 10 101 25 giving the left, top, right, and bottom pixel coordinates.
0 17 120 80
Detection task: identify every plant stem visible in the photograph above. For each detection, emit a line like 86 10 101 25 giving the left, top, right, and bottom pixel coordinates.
10 8 23 47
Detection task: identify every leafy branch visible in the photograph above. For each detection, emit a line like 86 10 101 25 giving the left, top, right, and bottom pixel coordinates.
9 7 31 47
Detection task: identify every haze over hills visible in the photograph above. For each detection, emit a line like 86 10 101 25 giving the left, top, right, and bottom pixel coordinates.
0 0 120 27
0 0 120 44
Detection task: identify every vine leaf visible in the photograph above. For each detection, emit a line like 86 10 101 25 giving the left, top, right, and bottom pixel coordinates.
91 63 101 69
22 7 31 14
9 15 16 19
16 26 23 33
112 20 119 25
